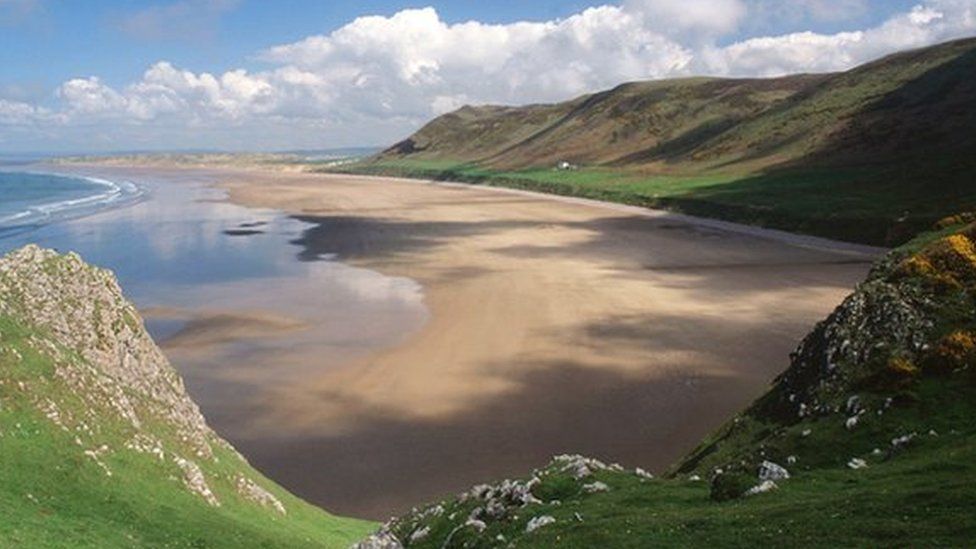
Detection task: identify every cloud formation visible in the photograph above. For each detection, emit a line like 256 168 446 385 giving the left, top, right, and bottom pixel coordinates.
3 0 975 151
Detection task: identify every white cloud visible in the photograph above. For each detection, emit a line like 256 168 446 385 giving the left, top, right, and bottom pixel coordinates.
4 0 976 151
57 77 128 116
0 98 49 124
704 0 976 76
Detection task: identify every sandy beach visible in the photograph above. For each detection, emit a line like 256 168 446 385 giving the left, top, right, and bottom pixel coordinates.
179 169 879 518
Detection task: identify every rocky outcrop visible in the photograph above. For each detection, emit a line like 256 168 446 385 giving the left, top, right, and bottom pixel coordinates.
0 245 286 513
0 245 213 458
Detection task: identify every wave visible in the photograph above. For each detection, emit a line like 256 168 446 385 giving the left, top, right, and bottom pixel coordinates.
0 172 146 233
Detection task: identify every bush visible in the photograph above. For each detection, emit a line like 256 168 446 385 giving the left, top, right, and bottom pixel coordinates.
893 233 976 290
709 471 755 502
934 212 976 230
924 330 976 374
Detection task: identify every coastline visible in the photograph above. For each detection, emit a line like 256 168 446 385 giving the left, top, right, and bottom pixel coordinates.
212 168 878 517
0 170 145 236
21 162 881 518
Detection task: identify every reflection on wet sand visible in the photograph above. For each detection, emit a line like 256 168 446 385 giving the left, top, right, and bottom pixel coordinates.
0 165 883 520
0 165 429 464
221 171 881 518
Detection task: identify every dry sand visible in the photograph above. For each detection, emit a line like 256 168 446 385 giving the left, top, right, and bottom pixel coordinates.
196 170 881 519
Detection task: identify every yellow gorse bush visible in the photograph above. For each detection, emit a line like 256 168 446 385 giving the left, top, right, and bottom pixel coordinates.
934 212 976 230
894 228 976 289
925 330 976 373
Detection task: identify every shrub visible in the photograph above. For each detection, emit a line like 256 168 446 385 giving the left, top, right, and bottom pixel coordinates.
893 233 976 290
924 330 976 374
934 212 976 230
709 471 755 502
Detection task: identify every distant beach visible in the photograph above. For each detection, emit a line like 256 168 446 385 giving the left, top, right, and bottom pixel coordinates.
0 163 880 519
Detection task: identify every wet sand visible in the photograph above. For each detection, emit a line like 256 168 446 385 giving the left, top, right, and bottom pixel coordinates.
197 170 881 519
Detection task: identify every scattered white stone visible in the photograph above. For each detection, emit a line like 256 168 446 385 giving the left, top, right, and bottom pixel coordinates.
408 526 430 543
551 454 608 480
634 467 654 480
465 519 487 533
928 430 939 437
758 460 790 481
744 480 778 496
526 515 556 534
688 475 702 482
786 455 797 465
83 444 113 477
583 481 609 494
174 457 219 506
847 458 868 470
235 475 286 515
419 504 444 519
351 530 402 549
801 429 812 437
845 415 860 430
891 433 916 449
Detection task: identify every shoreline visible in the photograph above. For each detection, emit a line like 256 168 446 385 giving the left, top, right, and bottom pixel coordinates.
0 169 146 237
214 168 877 518
26 162 882 519
318 171 887 258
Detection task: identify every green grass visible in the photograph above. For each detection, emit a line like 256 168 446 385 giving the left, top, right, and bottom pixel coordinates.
336 157 976 246
345 39 976 246
385 378 976 547
0 313 374 548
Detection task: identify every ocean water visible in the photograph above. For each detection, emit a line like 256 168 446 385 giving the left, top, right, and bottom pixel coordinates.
0 171 143 236
0 165 428 445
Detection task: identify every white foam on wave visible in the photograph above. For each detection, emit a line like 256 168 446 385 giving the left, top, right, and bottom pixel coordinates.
0 172 146 229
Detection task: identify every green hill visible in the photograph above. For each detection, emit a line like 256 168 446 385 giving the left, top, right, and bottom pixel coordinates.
0 246 373 548
355 216 976 547
345 37 976 246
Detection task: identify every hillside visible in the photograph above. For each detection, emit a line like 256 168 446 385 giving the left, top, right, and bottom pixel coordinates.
0 246 373 547
355 215 976 547
347 37 976 246
376 37 975 171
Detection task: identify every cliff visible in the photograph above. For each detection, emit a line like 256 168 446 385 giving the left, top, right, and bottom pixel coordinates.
0 245 372 547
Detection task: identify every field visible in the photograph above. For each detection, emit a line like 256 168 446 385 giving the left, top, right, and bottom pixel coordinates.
337 157 976 246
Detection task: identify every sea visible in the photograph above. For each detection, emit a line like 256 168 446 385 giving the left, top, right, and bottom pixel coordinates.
0 171 144 238
0 165 427 439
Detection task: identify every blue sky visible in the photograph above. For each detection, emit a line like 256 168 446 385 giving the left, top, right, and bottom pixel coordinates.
2 1 602 99
0 0 972 152
1 0 919 98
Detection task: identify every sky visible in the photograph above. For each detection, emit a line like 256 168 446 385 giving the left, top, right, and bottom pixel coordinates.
0 0 974 152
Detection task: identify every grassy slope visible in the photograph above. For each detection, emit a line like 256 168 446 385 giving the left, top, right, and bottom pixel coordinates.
0 252 374 548
365 220 976 547
342 37 976 246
